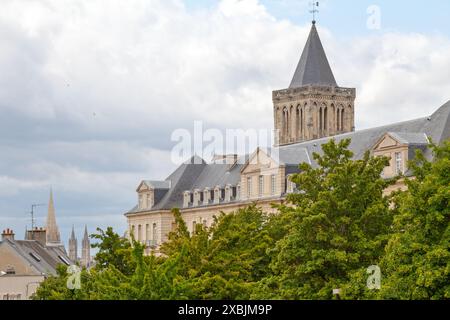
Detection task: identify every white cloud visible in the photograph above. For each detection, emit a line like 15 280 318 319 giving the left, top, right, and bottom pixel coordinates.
0 0 449 242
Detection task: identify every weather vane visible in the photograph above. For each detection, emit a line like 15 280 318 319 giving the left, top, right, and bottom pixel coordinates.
310 1 319 24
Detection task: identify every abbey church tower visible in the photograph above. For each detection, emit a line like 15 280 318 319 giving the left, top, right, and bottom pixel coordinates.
273 22 356 146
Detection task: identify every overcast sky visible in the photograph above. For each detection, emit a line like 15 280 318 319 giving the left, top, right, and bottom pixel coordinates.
1 0 450 252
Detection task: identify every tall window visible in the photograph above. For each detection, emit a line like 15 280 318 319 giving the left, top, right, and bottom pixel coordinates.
152 223 157 243
146 224 150 241
138 194 143 209
271 175 276 196
130 225 135 239
283 108 289 140
247 177 252 198
300 108 304 138
259 176 264 197
192 221 197 234
395 152 403 174
341 109 345 131
324 107 328 131
138 225 142 242
319 108 323 132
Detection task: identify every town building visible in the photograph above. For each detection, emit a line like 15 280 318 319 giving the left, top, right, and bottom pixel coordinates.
124 22 450 250
0 191 72 300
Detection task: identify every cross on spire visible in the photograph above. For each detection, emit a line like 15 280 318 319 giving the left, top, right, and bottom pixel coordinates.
310 1 319 24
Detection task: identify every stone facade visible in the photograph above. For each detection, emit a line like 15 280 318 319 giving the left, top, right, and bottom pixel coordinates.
124 22 450 253
273 86 355 145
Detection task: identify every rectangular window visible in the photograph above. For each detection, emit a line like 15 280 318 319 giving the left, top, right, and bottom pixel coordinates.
138 225 142 242
138 194 143 209
146 224 150 241
152 223 157 243
259 176 264 197
271 175 276 195
131 225 135 240
395 152 403 174
247 177 252 197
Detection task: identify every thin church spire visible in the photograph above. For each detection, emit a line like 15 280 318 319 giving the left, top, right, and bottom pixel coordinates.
46 188 62 246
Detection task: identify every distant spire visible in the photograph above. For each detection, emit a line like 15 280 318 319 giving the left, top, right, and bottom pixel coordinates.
70 225 76 240
46 189 62 246
289 23 337 88
68 225 78 262
81 225 91 268
83 225 89 240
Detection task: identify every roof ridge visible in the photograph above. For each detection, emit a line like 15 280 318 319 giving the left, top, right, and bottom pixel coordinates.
278 116 429 149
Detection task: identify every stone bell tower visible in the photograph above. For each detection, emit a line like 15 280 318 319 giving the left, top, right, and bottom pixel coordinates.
273 21 356 146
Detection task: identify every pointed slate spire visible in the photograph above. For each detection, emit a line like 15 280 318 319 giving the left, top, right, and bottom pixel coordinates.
46 189 61 245
68 225 78 262
289 22 337 88
81 225 91 268
83 225 89 240
70 225 76 240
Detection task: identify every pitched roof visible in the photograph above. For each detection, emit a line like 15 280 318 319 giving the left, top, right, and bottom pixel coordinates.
388 132 429 145
0 239 72 276
125 101 450 214
289 23 338 88
278 100 450 166
142 180 171 189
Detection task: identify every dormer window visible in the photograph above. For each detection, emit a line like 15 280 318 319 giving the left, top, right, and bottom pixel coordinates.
247 177 252 198
138 194 144 209
136 180 170 210
258 176 264 197
225 185 232 202
193 189 201 207
286 175 297 194
203 188 211 205
183 191 191 208
214 187 221 204
395 152 403 175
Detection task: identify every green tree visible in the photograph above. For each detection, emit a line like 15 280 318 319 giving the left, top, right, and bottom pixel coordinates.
160 205 283 299
91 227 135 275
259 138 396 299
380 140 450 299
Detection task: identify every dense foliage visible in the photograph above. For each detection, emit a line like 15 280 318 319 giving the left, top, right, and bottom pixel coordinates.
33 139 450 300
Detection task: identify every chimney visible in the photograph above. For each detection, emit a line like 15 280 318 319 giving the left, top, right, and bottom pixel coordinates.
25 227 47 246
2 228 15 241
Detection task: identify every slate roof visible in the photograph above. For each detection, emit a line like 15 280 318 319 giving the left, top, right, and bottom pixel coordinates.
125 100 450 214
388 132 429 145
289 23 338 88
0 239 72 276
277 101 450 167
142 180 171 189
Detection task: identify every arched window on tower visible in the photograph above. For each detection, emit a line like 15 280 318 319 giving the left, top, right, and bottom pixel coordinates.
319 107 323 133
300 107 304 138
330 104 335 132
290 106 294 140
324 107 328 132
337 108 341 132
282 107 289 141
341 109 345 132
296 106 300 139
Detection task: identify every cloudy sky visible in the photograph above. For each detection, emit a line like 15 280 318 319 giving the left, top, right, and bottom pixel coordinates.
1 0 450 251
